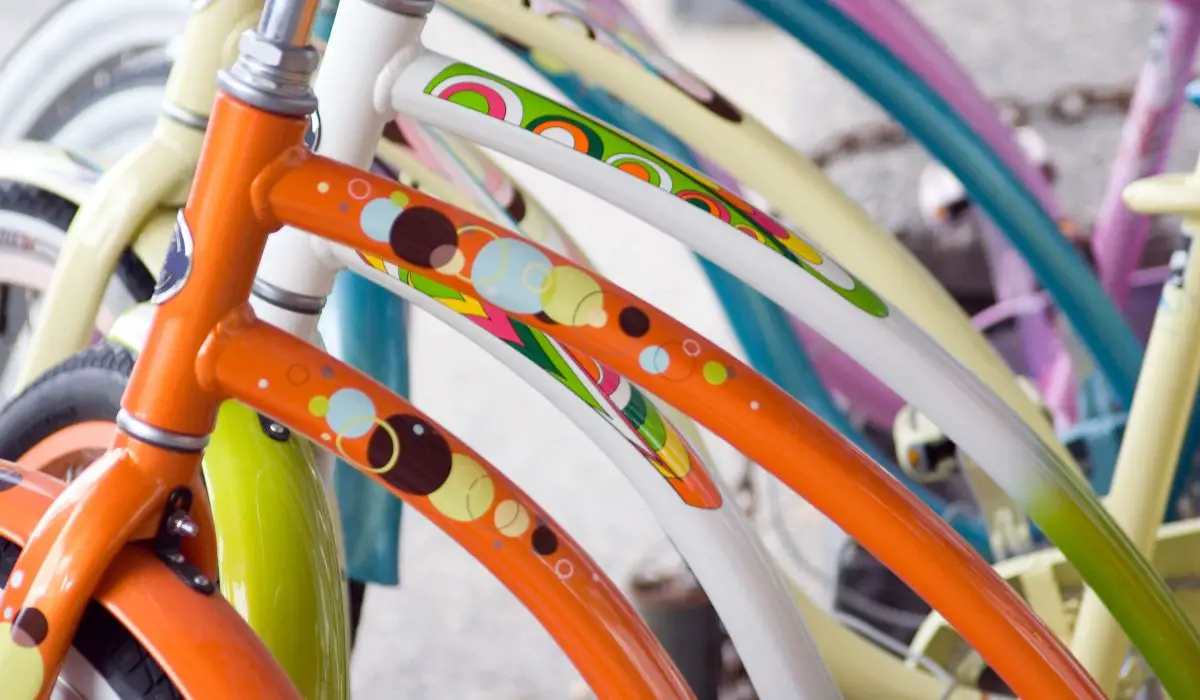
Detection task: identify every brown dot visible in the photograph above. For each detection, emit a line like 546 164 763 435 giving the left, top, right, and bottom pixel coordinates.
369 415 452 495
0 467 21 493
705 93 742 122
12 608 47 647
390 207 459 268
531 525 558 556
381 121 408 147
505 189 527 223
618 307 650 337
287 365 309 385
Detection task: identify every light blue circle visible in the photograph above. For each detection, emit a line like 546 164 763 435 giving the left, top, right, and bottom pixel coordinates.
360 198 403 242
638 345 670 375
326 388 377 438
470 239 551 314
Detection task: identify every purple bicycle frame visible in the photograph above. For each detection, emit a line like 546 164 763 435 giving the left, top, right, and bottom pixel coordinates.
1092 0 1200 310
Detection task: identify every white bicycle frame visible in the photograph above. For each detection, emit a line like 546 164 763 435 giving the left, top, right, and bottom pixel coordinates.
241 0 1200 692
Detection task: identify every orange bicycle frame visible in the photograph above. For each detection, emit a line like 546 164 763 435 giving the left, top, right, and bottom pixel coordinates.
0 13 1104 700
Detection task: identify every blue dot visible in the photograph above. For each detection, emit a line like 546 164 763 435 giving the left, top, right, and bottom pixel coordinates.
326 388 376 438
360 198 403 242
470 239 551 314
638 346 670 374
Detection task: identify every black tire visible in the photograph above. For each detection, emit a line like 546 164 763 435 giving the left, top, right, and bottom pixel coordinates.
0 538 182 698
0 342 369 647
0 180 155 301
0 180 154 392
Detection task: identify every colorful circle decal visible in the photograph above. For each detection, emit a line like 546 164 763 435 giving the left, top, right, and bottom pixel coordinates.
428 74 525 125
527 115 605 159
605 153 673 191
677 190 731 222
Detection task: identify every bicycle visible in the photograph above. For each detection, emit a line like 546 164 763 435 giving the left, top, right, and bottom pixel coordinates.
6 0 1200 697
11 0 1200 696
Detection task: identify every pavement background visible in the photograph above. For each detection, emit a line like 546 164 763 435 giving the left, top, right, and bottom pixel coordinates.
3 1 1197 698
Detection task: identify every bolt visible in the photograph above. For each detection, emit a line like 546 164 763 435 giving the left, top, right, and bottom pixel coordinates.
166 552 184 563
194 573 211 588
268 422 286 435
167 512 199 537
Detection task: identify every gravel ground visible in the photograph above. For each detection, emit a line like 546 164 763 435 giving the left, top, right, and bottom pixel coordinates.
1 1 1195 698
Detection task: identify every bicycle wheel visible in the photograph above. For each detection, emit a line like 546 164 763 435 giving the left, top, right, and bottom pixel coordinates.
0 340 370 644
0 181 152 398
0 0 185 161
0 537 183 699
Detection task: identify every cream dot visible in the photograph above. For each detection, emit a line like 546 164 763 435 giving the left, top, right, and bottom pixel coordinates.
750 401 760 410
494 499 531 537
258 379 269 389
585 308 607 328
317 182 330 194
2 608 10 620
9 571 22 589
321 433 331 441
428 454 495 522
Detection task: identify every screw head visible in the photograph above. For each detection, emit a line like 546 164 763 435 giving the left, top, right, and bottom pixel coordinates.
167 512 200 538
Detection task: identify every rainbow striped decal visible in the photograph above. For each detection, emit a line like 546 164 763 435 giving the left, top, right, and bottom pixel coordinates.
565 349 717 506
424 62 888 318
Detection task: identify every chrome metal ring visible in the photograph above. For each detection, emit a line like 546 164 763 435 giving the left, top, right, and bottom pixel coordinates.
117 410 210 453
160 102 210 131
364 0 436 17
251 278 327 314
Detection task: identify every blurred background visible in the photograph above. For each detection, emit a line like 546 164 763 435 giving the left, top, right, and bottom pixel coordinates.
3 1 1198 697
